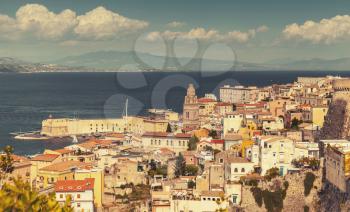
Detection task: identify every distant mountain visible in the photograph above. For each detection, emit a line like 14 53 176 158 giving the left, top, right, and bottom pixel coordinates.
47 50 277 71
278 58 350 71
0 57 91 73
3 52 350 73
49 50 350 71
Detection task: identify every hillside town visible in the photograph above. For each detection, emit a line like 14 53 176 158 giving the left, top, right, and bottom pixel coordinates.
3 76 350 211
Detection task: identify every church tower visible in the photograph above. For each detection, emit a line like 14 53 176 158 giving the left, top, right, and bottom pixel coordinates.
183 84 200 130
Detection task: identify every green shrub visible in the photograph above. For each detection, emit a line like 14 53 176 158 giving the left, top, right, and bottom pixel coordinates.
304 172 316 196
265 167 280 181
304 205 309 212
250 187 263 207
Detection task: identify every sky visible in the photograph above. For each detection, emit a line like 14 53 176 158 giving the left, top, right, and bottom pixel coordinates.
1 0 350 63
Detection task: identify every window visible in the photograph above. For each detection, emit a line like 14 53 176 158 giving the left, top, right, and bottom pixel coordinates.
77 194 80 199
77 203 81 208
241 168 245 173
234 168 238 172
220 159 224 163
60 194 63 198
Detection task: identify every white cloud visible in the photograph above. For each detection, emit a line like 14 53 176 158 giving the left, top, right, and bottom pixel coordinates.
15 4 77 40
0 14 20 40
0 4 149 41
283 15 350 44
145 25 267 43
166 21 186 28
257 25 269 32
74 6 149 40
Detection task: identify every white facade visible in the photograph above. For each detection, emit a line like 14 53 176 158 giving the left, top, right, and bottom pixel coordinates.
258 136 306 176
245 145 260 166
170 198 228 212
262 117 284 132
56 190 94 212
225 160 255 181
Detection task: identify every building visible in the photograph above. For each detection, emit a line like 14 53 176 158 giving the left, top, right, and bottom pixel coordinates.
215 102 233 117
223 112 244 136
219 85 255 104
262 117 284 134
257 136 307 175
75 168 104 208
2 155 31 184
41 116 169 137
325 146 350 192
311 106 328 127
55 178 95 212
183 84 200 130
36 161 90 189
141 132 191 154
169 191 228 212
224 157 255 182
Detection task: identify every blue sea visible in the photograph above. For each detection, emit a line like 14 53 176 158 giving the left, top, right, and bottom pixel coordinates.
1 71 350 155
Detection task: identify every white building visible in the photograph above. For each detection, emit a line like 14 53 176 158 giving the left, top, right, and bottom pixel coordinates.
224 157 255 181
257 136 308 176
262 117 284 133
170 191 228 212
55 178 95 212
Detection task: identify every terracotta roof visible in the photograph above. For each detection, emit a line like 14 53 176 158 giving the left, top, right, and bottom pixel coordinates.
55 178 94 192
159 148 176 155
142 132 169 137
54 148 74 154
216 102 232 107
39 161 91 172
210 139 224 144
182 151 196 156
11 154 29 163
198 98 216 103
31 154 60 162
175 133 192 138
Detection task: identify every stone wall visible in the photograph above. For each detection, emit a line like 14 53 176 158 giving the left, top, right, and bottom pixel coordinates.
240 170 321 212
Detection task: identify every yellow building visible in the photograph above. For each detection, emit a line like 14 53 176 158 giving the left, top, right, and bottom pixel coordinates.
312 106 328 127
241 140 255 158
75 168 104 208
31 154 62 188
36 161 89 189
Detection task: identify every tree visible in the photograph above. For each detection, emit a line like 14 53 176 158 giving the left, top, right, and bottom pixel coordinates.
185 165 198 176
0 146 72 211
188 180 196 189
208 130 218 138
166 123 172 133
0 145 14 185
291 117 301 130
188 135 199 150
175 153 186 177
264 167 280 181
0 177 73 211
304 172 316 196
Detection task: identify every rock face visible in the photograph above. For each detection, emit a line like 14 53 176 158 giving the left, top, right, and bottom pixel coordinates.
240 170 321 212
318 182 350 212
321 79 350 139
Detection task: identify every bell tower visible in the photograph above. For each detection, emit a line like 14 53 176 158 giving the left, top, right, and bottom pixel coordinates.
183 84 200 130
